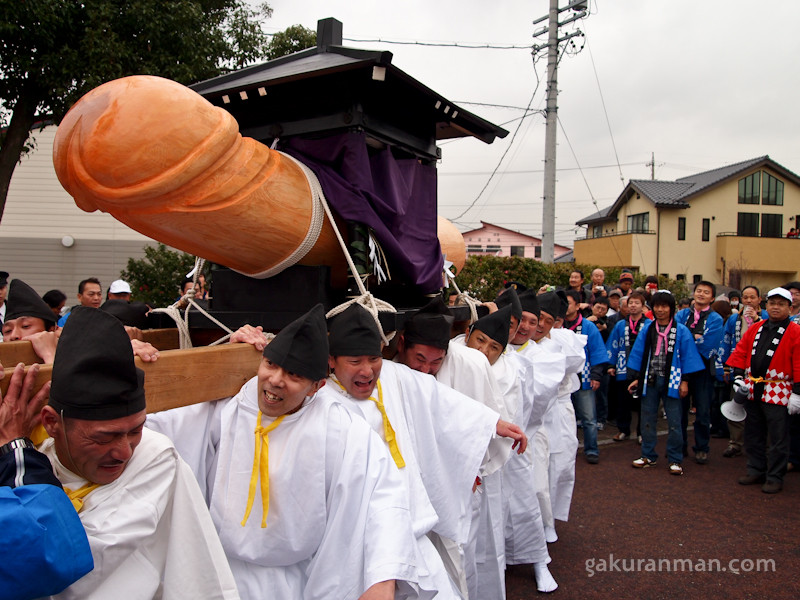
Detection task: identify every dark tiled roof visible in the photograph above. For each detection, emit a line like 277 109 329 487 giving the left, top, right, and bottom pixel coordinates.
629 180 694 206
576 206 612 226
576 155 800 225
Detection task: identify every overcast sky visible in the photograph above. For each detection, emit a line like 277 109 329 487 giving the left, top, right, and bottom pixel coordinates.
261 1 800 246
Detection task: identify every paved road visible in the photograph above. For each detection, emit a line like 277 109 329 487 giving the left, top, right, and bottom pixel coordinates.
505 433 800 599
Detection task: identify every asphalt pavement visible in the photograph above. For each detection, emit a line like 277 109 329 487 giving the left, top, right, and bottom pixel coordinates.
505 421 800 599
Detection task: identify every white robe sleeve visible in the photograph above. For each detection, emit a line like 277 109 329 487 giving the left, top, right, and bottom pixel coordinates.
437 341 514 476
387 362 500 544
146 399 225 501
305 404 427 599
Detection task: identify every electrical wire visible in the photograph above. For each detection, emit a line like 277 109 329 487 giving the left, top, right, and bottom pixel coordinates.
342 36 532 50
557 115 625 264
585 33 624 184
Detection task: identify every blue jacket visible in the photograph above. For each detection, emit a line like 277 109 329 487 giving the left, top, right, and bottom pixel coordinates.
0 449 93 599
628 320 705 399
606 316 652 381
675 307 724 361
568 317 611 390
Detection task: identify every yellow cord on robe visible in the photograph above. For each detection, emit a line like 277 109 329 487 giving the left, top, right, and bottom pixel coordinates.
515 340 529 352
63 482 101 513
333 378 405 469
30 423 49 446
241 412 285 528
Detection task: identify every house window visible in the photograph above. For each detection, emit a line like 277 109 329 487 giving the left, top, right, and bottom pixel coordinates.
702 218 710 242
486 245 501 254
762 173 784 206
627 212 649 233
678 217 686 240
510 245 525 257
738 172 760 204
693 274 703 284
467 245 482 252
761 213 782 238
676 274 686 281
592 225 602 238
737 212 759 236
535 246 542 258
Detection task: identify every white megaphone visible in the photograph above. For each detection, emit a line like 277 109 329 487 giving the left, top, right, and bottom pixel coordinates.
721 377 749 422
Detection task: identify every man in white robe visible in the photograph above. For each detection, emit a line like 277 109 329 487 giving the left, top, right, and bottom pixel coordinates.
147 305 427 600
532 293 587 541
463 303 558 594
504 289 564 593
394 298 515 598
322 304 527 600
37 307 238 600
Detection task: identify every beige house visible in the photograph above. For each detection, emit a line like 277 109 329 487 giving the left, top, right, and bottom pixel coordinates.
462 221 572 260
0 124 158 296
574 156 800 291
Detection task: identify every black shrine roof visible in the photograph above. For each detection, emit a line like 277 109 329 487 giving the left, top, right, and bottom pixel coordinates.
190 18 508 160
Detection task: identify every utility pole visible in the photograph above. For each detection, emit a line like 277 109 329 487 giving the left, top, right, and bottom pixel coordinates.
533 1 587 263
647 151 655 180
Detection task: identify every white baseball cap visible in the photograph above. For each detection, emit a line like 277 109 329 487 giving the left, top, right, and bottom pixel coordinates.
767 287 792 302
109 279 132 294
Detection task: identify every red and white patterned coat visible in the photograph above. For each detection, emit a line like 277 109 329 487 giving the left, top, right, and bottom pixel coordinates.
726 320 800 405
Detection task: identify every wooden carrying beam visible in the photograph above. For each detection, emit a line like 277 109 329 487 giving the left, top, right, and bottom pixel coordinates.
0 329 182 369
0 344 263 413
0 340 42 367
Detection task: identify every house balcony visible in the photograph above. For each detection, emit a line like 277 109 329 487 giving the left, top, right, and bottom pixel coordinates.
573 230 657 270
716 232 800 273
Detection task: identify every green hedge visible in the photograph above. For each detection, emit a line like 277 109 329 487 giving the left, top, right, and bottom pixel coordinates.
451 256 689 301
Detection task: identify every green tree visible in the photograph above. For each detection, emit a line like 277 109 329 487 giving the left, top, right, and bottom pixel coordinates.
0 0 273 224
120 243 198 307
266 24 316 60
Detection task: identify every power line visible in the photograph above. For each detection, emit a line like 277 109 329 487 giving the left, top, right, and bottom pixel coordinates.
342 36 532 50
557 114 625 264
586 33 624 184
450 84 541 221
438 161 641 176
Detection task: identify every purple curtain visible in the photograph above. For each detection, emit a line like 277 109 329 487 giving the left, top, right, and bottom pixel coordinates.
283 132 444 293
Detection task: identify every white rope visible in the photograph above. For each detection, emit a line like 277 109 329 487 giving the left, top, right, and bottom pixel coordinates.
325 293 397 345
275 155 399 344
240 152 325 279
445 266 480 324
154 154 398 345
149 257 235 349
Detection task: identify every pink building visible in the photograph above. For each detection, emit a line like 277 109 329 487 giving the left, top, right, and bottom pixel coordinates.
461 221 571 260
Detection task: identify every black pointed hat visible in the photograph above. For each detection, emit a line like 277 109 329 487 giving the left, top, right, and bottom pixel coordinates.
403 297 453 350
538 291 567 320
518 289 540 317
328 303 382 356
4 279 56 329
471 304 512 347
263 304 329 381
49 307 146 420
495 287 522 321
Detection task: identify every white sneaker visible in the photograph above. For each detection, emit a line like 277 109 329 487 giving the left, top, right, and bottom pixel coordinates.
544 525 558 543
533 562 558 593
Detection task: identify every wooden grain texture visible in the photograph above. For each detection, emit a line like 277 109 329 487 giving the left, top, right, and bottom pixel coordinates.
0 341 43 368
0 328 181 368
140 328 181 350
0 344 262 413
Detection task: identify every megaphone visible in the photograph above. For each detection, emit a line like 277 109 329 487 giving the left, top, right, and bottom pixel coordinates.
721 377 749 422
721 400 746 422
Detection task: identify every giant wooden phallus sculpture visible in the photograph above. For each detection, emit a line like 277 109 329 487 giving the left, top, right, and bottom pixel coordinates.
53 75 465 281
